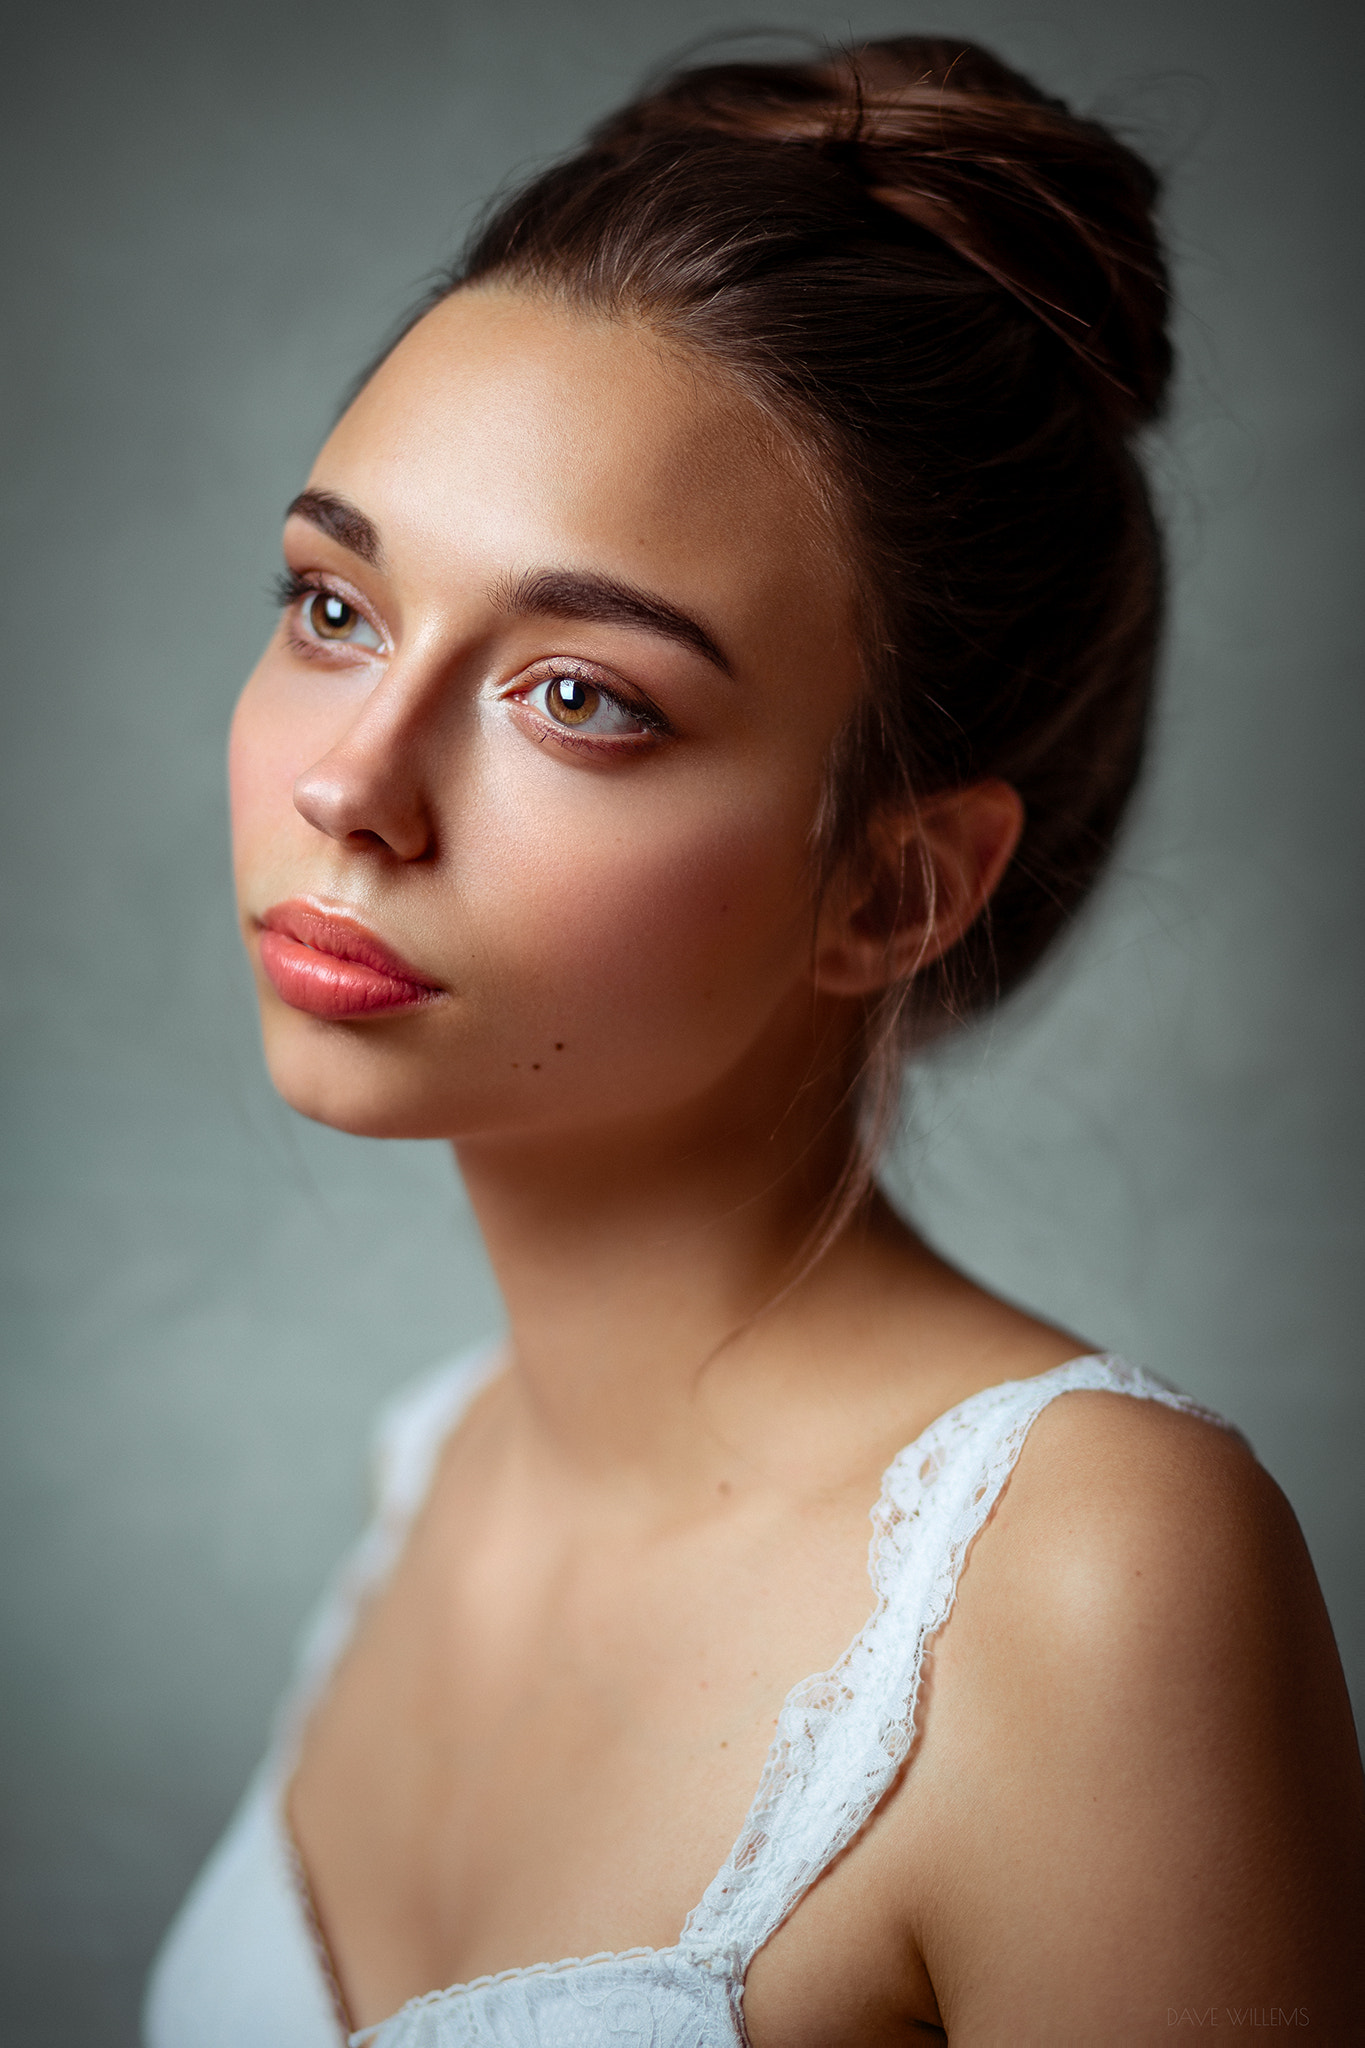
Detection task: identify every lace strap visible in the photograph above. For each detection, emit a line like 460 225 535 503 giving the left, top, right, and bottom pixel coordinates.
269 1340 504 1771
680 1355 1231 1974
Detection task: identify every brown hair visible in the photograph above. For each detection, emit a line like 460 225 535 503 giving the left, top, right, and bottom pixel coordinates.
382 34 1172 1104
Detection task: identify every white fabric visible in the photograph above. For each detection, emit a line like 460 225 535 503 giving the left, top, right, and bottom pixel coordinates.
145 1346 1229 2047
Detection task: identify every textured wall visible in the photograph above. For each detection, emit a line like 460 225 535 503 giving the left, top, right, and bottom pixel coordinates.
2 0 1360 2037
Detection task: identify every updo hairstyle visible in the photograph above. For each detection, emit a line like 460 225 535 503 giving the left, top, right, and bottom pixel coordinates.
385 36 1174 1081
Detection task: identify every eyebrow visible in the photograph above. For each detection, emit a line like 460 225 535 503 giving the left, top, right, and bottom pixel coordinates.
285 488 383 566
283 491 731 676
495 567 732 676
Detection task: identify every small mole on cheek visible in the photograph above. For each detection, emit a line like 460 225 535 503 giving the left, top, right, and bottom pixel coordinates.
718 1479 732 1495
555 1042 564 1051
532 1063 541 1071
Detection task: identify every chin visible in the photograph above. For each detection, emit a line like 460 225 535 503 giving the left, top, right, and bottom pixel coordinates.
259 1013 464 1141
269 1068 455 1142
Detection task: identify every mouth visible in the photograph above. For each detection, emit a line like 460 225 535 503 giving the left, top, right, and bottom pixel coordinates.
256 900 444 1019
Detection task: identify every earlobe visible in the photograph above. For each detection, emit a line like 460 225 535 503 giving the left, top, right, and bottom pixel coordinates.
812 779 1025 998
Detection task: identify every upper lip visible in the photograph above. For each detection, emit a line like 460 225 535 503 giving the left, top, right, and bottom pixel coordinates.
258 900 443 988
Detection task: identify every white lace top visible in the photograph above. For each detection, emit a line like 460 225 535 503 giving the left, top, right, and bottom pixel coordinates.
145 1346 1227 2047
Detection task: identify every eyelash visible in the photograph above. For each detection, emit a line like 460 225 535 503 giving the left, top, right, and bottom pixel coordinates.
273 570 672 742
275 568 327 614
274 568 314 609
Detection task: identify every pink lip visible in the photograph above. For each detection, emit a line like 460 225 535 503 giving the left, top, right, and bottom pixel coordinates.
256 901 443 1019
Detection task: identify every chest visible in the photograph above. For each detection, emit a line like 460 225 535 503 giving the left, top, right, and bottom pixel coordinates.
287 1467 891 2033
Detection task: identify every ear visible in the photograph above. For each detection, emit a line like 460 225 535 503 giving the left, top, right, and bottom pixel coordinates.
811 779 1025 998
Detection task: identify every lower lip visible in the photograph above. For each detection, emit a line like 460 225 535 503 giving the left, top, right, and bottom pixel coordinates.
258 930 439 1019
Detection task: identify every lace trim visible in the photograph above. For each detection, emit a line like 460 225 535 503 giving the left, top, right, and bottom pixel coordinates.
348 1945 698 2045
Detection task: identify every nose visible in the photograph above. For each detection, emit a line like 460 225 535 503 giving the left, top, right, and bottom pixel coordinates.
292 709 435 861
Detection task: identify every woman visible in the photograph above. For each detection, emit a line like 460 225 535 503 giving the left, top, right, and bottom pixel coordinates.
146 34 1364 2046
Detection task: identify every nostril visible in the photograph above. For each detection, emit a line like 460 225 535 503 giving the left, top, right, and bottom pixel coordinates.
292 757 432 860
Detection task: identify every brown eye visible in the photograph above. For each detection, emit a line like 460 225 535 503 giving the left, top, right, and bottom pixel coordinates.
308 591 361 640
546 676 600 726
521 672 656 740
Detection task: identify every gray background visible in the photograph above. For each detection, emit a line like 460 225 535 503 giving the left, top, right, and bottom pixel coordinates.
2 0 1361 2039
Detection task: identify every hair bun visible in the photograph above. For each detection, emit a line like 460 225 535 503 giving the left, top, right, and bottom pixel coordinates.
592 36 1172 430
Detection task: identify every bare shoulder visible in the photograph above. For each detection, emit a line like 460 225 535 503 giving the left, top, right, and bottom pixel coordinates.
980 1385 1299 1631
894 1383 1365 2039
925 1386 1339 1781
946 1384 1356 1794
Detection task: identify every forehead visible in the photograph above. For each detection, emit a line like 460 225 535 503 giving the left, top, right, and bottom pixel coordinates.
316 285 852 660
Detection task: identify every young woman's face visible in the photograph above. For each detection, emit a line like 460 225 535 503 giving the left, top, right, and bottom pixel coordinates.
230 286 865 1143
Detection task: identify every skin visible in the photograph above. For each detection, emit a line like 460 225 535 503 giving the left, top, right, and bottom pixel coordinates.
231 285 1365 2041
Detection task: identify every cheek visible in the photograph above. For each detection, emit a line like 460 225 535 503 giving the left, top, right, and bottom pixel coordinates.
228 677 287 861
228 665 338 879
452 753 819 1071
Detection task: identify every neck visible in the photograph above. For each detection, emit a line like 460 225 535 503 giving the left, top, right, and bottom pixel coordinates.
452 1032 900 1496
